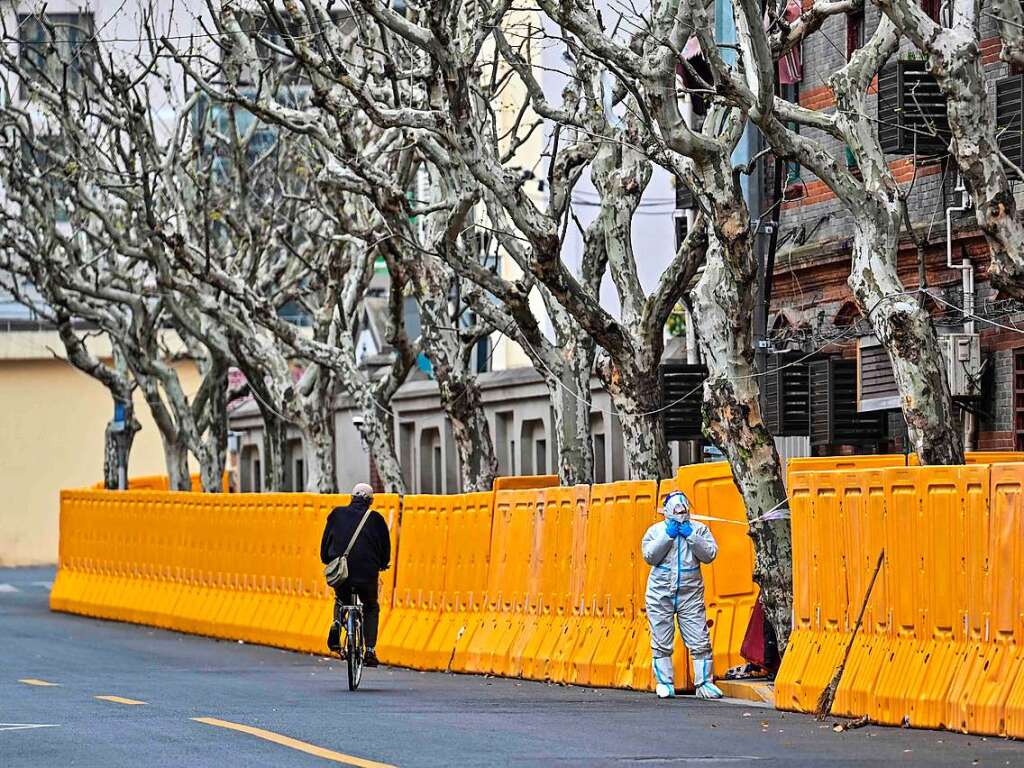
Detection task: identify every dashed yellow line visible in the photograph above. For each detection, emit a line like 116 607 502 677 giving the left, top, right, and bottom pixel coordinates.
191 717 397 767
18 679 59 687
95 695 146 705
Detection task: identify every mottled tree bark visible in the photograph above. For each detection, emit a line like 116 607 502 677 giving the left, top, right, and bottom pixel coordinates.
301 416 338 493
596 353 673 481
103 400 140 491
873 0 1024 298
847 221 966 464
162 437 192 492
547 350 596 486
260 411 289 493
357 398 405 493
691 218 794 651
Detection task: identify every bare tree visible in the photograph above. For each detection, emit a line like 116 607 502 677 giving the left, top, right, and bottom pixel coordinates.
714 3 964 463
0 11 234 491
877 0 1024 296
519 0 795 647
181 1 517 490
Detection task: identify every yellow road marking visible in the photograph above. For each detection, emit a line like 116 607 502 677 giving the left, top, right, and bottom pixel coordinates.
95 695 146 705
18 679 59 687
191 717 397 767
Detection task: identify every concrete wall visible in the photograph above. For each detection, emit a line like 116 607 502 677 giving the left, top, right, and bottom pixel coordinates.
0 333 199 565
229 364 813 495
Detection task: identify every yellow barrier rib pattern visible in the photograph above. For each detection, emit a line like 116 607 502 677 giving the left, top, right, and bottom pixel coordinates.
51 468 759 695
776 462 1024 738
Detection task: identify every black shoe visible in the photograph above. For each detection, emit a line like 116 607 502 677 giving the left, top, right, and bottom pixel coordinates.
364 649 380 668
327 622 341 654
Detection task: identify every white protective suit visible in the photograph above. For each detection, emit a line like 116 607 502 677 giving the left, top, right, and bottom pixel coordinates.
641 491 724 699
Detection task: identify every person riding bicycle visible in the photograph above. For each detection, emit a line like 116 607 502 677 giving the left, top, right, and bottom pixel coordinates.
320 482 391 667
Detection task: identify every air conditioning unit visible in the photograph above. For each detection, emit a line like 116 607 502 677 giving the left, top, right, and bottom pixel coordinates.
857 333 982 411
939 332 982 397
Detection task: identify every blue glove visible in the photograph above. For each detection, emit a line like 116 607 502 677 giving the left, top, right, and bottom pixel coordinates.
665 519 681 538
680 521 694 538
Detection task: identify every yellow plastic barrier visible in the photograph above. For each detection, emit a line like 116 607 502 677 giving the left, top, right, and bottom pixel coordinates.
492 475 559 491
459 488 541 676
515 485 589 681
53 474 758 697
377 494 449 668
777 462 1024 738
786 452 1024 490
568 480 654 687
50 491 393 657
89 473 230 492
420 491 494 671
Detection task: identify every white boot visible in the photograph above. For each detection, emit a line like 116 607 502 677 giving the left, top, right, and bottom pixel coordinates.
652 656 675 698
693 656 723 699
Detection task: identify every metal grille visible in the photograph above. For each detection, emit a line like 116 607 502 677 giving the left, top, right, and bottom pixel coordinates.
660 363 707 441
877 60 950 155
997 75 1024 172
810 358 887 447
761 352 812 436
858 339 900 412
674 214 689 252
675 178 695 210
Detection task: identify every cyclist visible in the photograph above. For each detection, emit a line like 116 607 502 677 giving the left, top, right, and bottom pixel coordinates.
320 482 391 667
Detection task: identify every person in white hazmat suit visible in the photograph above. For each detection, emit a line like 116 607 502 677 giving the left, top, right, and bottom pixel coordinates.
641 490 724 699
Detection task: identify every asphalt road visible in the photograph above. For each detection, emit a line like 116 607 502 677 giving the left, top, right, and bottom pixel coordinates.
2 566 1023 767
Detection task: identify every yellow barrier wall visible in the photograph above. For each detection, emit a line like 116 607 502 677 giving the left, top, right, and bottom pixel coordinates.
776 462 1024 738
785 452 1024 490
89 473 230 492
50 491 398 656
52 465 758 695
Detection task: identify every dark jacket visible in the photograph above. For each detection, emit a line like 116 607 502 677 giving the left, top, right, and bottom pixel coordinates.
319 497 391 583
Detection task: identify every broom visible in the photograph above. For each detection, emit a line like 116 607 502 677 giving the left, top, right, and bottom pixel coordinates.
815 548 885 718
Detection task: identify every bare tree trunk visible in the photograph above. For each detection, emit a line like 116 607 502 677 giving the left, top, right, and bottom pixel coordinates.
357 400 406 493
103 399 140 490
163 437 191 491
442 373 497 491
691 242 794 652
261 413 288 492
199 377 229 493
302 413 338 493
848 224 965 463
547 355 595 486
598 354 673 481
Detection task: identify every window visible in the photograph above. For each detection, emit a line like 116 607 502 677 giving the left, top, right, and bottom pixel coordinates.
191 92 279 172
535 439 547 475
432 445 443 493
846 10 864 61
593 434 607 484
18 13 95 99
253 459 262 493
19 133 71 223
920 0 941 22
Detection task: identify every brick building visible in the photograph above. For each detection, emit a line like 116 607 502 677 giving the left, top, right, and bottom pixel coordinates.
749 2 1024 454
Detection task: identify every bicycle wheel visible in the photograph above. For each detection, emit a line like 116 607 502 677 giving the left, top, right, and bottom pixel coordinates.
346 607 364 691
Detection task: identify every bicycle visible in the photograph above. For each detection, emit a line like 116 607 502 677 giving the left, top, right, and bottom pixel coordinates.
334 595 365 691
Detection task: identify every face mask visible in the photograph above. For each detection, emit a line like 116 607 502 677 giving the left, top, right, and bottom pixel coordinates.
663 494 690 522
